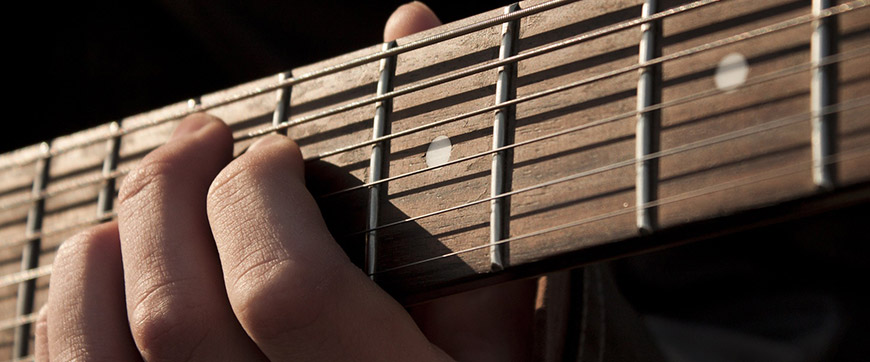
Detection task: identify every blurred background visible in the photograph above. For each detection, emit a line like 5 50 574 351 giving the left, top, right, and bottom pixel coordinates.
5 0 510 152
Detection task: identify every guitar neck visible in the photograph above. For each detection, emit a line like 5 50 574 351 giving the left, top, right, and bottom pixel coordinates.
1 0 870 358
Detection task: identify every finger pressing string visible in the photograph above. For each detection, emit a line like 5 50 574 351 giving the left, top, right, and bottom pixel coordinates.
117 115 265 360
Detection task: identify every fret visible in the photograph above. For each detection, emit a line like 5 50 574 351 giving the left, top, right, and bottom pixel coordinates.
272 71 292 135
97 122 122 219
636 0 660 233
811 0 834 189
13 144 50 359
366 41 397 277
490 4 520 271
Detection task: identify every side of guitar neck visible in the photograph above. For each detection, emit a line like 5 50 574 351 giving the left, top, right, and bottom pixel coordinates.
0 0 869 358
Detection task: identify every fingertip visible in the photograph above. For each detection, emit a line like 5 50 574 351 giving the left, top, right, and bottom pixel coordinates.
244 134 305 182
384 1 442 42
171 113 224 140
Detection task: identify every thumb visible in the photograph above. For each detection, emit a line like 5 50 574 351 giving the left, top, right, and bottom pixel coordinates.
384 1 442 42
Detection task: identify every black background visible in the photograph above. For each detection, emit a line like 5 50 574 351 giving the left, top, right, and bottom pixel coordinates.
5 0 510 152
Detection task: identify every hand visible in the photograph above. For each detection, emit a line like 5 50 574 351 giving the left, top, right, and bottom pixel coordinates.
36 3 534 361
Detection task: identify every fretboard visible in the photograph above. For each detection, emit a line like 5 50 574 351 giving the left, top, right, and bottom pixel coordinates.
1 0 870 360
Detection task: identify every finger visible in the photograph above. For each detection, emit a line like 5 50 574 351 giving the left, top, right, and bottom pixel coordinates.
384 1 442 42
207 135 451 361
117 115 265 360
34 305 48 362
46 222 140 361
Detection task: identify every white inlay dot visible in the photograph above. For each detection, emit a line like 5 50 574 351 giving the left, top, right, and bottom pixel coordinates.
715 52 749 91
426 135 452 168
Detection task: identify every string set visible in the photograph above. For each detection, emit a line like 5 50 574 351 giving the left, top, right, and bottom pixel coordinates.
0 0 868 340
2 1 866 212
1 53 868 292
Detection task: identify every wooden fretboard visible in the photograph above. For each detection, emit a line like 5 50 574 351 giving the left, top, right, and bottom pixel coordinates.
1 0 869 359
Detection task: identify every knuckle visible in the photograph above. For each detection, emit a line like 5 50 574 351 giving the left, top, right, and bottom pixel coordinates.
207 156 271 220
118 154 176 206
129 284 209 359
232 259 341 341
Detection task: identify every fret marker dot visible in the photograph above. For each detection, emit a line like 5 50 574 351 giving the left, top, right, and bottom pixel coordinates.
426 136 452 168
715 53 749 91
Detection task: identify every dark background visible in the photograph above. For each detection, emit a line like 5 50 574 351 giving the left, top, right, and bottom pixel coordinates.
5 0 510 152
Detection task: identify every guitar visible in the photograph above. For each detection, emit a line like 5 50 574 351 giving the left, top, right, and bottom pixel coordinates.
1 0 869 359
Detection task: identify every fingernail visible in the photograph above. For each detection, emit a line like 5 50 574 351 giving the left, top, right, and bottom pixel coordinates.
170 116 211 140
248 134 285 152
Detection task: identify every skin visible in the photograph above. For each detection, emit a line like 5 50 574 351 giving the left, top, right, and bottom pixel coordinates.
37 2 535 361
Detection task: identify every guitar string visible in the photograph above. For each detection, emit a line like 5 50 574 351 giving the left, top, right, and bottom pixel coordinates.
0 0 861 202
3 43 865 215
2 137 867 333
371 144 870 276
343 94 870 237
0 0 716 173
0 95 866 295
0 48 866 257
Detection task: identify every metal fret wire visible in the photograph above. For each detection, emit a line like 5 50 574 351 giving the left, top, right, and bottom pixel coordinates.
636 0 658 233
372 141 870 276
2 94 866 313
272 71 292 135
96 122 122 220
0 40 867 253
489 3 520 272
811 0 834 188
344 90 870 237
13 144 49 359
0 0 585 173
0 0 724 202
365 41 397 277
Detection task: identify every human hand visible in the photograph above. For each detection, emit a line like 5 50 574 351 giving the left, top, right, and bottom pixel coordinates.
36 3 534 361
